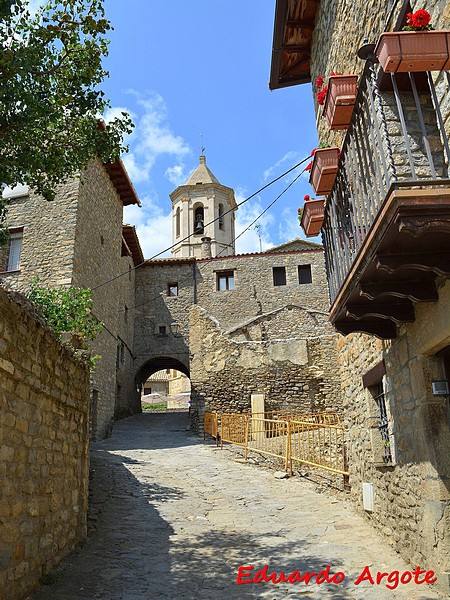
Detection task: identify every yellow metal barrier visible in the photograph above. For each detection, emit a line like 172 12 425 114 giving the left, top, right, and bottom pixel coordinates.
203 411 219 445
288 420 348 476
216 412 349 483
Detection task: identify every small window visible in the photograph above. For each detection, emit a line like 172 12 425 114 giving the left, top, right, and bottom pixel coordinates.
298 264 312 284
158 325 167 336
369 381 393 465
217 271 234 291
176 207 180 238
218 204 224 230
273 266 286 286
7 230 23 272
168 282 178 297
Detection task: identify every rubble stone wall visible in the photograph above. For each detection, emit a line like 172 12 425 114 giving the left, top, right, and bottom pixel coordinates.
0 285 90 600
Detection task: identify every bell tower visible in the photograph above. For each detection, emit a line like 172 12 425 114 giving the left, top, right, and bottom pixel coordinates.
170 155 237 258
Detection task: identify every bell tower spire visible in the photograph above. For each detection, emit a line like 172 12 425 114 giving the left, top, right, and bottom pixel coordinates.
170 155 237 258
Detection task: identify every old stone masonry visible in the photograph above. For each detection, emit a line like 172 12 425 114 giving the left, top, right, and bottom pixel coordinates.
31 413 442 600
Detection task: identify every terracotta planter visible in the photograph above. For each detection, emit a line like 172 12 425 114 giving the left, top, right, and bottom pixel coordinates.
300 199 325 237
309 147 340 196
323 75 358 130
375 30 450 73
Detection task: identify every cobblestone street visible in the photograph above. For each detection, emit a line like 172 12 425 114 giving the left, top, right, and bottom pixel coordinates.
31 412 441 600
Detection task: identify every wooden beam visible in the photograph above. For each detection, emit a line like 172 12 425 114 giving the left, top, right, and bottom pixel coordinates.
359 281 438 302
335 320 397 340
346 302 415 324
376 252 450 277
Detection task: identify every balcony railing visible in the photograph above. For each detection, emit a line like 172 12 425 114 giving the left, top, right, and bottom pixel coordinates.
322 60 450 338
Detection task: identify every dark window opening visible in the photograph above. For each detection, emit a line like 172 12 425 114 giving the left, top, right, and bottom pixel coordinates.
298 264 312 284
158 325 167 336
273 266 286 286
176 207 181 238
218 204 224 230
217 271 234 291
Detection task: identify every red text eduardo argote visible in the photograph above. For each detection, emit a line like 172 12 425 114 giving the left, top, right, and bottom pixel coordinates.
236 564 436 590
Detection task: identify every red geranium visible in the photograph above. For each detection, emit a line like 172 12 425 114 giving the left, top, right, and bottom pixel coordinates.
305 161 313 172
404 9 432 30
315 75 324 88
317 87 328 105
303 195 310 202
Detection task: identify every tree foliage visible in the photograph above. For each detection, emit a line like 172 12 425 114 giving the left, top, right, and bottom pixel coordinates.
27 279 104 343
0 0 133 207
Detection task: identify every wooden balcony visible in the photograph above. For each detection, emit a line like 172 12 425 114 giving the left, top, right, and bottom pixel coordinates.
322 63 450 339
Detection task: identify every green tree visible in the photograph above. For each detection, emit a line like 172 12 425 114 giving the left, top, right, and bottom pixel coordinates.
27 280 103 344
0 0 133 237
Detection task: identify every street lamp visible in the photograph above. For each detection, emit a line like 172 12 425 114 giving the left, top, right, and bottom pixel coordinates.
170 321 181 336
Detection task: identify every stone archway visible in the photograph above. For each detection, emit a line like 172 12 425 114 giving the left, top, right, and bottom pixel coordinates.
135 356 191 413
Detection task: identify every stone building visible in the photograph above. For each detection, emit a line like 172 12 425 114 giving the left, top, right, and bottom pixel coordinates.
0 158 142 439
270 0 450 592
133 156 342 431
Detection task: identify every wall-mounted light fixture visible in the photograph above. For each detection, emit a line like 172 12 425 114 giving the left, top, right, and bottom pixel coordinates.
431 381 449 396
170 321 181 336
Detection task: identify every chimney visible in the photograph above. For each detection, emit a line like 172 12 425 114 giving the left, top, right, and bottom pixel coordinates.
200 236 212 258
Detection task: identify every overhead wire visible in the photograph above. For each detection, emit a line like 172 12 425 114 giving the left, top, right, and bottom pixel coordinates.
92 154 311 291
120 157 311 315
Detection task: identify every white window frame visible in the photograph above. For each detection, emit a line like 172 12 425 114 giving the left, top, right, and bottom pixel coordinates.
7 230 23 271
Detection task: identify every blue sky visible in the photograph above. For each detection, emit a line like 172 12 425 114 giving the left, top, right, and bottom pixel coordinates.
41 1 320 257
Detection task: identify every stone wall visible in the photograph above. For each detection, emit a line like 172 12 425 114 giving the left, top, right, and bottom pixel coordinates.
0 160 138 439
0 284 90 600
189 305 341 431
133 246 341 428
73 159 137 437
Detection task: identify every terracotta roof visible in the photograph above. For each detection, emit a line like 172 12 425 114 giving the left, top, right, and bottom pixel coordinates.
269 0 319 90
122 225 144 266
103 159 140 207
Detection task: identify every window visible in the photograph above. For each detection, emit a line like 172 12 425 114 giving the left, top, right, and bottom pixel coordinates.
273 266 286 286
363 361 394 465
370 381 393 464
298 264 312 284
156 325 167 336
7 229 23 272
167 282 178 297
218 204 224 230
116 340 125 369
176 207 180 238
217 271 234 291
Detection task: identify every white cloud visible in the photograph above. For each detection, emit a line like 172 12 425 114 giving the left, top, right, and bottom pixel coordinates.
165 164 189 187
234 195 275 255
108 92 191 185
263 151 302 182
124 200 172 260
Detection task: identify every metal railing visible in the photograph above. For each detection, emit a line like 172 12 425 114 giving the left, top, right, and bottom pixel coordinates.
205 411 349 485
203 410 219 445
323 64 450 304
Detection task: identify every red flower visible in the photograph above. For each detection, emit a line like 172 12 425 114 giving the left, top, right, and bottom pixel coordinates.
317 86 328 105
305 161 313 172
412 9 431 28
315 75 324 88
406 9 432 29
311 148 317 156
303 195 310 202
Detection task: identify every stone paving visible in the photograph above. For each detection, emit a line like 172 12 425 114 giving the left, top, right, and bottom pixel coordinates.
31 412 442 600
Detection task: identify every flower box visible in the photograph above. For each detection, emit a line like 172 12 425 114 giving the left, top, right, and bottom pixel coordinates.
375 30 450 73
300 199 325 237
309 147 340 196
323 75 358 130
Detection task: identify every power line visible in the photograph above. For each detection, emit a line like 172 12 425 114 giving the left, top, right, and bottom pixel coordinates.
120 160 310 315
92 154 311 291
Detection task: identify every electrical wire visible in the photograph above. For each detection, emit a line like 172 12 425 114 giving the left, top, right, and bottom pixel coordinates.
92 154 311 291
